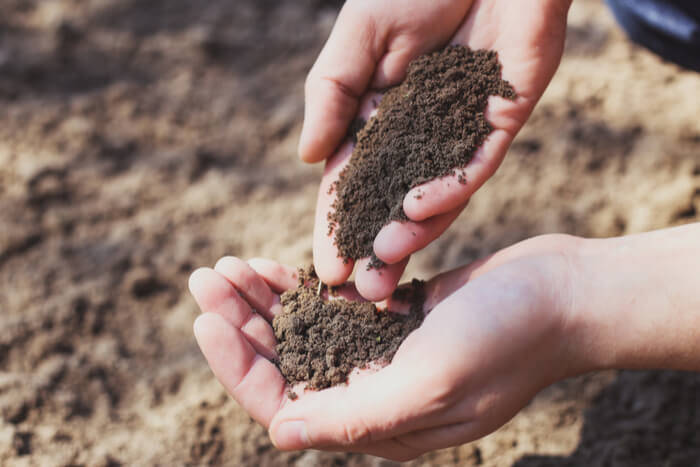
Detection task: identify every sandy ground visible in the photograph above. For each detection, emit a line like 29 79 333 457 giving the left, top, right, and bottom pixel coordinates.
1 0 699 465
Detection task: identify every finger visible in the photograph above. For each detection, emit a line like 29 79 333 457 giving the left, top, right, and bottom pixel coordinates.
371 0 474 89
215 256 282 321
370 35 440 90
403 128 511 221
269 362 438 451
312 141 355 285
300 0 479 163
313 93 381 286
373 204 466 265
354 257 409 302
298 2 385 163
189 268 277 360
371 43 419 90
325 282 366 303
193 313 286 427
246 258 299 293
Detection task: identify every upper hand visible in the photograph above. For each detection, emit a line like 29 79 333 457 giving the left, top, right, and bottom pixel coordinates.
307 0 572 300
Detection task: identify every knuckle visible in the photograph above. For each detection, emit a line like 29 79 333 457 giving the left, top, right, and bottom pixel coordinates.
324 75 360 102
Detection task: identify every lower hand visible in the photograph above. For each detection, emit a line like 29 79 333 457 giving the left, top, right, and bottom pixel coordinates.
189 234 582 461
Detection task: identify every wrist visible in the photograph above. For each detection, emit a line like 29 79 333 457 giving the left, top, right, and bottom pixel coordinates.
523 234 591 382
562 235 650 375
563 224 700 375
555 236 608 378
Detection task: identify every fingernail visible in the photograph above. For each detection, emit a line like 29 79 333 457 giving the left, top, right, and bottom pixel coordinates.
373 227 389 253
273 421 309 449
373 225 405 265
298 131 308 159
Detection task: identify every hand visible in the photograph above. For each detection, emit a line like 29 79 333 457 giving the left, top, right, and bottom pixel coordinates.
188 234 582 461
306 0 573 300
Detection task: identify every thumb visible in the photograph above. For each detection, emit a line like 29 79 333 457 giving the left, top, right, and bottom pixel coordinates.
298 2 384 163
269 358 436 450
299 1 474 163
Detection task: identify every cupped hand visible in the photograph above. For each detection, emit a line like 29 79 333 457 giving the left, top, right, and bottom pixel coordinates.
307 0 572 300
189 234 584 461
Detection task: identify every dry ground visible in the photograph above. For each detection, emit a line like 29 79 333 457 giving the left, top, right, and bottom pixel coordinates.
1 0 699 465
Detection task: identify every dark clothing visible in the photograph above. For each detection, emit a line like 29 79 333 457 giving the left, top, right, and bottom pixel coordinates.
606 0 700 71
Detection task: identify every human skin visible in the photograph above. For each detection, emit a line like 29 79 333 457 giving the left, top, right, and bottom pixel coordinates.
303 0 573 301
189 222 700 461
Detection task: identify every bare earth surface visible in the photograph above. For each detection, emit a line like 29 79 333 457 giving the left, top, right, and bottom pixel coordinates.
1 0 699 465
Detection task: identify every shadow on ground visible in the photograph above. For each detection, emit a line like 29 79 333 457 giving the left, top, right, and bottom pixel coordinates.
515 370 700 467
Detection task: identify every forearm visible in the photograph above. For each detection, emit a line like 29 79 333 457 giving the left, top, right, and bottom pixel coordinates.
571 223 700 373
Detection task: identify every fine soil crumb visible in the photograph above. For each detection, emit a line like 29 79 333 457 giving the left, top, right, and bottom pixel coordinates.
272 266 425 391
329 45 516 268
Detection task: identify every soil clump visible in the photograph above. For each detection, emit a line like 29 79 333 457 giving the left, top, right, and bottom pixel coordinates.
329 45 516 267
273 266 425 390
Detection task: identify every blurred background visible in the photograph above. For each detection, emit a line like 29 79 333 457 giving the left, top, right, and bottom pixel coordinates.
0 0 698 465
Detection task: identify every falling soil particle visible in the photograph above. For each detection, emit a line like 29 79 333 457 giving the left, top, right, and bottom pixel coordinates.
272 266 425 391
328 45 516 268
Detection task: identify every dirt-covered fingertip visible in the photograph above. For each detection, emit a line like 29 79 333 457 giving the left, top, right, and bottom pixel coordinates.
402 185 435 222
355 257 408 302
313 256 353 287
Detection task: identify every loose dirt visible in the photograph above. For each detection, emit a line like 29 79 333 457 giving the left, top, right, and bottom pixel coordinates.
273 267 424 390
329 46 515 267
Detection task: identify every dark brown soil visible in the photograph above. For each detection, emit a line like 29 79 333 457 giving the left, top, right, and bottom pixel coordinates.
273 266 425 390
329 45 516 267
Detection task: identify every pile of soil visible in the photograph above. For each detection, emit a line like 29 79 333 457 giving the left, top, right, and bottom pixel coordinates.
272 267 425 390
329 45 516 267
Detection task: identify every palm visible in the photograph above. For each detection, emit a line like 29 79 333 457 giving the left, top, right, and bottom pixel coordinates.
188 257 437 429
313 0 569 301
